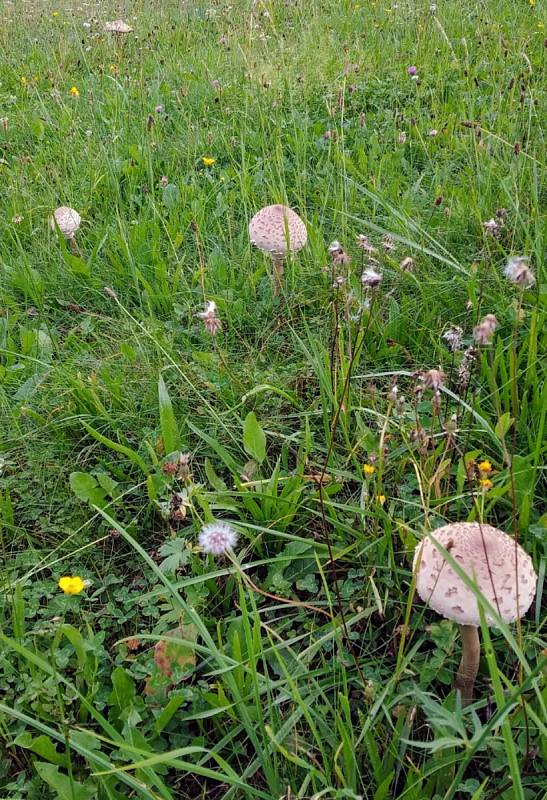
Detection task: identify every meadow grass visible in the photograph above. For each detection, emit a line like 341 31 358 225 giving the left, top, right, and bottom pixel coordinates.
0 0 546 798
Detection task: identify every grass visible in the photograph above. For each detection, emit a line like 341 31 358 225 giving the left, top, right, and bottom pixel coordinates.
0 0 545 798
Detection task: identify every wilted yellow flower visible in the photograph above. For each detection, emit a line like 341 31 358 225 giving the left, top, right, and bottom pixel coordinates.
363 463 376 477
69 86 80 97
376 494 386 505
478 460 492 474
479 478 493 492
202 157 215 166
58 576 85 595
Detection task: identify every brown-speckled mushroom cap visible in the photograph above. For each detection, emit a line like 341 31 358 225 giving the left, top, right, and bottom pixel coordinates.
413 522 537 627
51 206 81 239
249 205 307 258
105 20 134 33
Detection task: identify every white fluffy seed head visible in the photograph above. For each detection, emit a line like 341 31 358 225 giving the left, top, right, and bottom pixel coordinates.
198 522 238 555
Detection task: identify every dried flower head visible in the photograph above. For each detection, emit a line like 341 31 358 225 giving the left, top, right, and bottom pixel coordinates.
361 268 382 288
482 218 499 236
328 240 351 266
504 256 535 289
400 256 414 272
387 384 399 403
398 131 407 144
407 65 418 76
197 300 222 335
442 325 463 352
356 234 377 254
382 234 395 252
473 314 497 346
199 521 238 555
457 347 476 389
422 369 445 391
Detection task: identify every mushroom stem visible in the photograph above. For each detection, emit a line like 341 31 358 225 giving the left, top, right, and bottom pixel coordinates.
272 254 284 296
69 237 80 256
455 624 480 706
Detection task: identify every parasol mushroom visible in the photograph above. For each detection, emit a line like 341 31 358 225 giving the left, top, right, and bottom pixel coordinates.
51 206 81 253
249 204 307 295
413 522 537 705
105 20 133 34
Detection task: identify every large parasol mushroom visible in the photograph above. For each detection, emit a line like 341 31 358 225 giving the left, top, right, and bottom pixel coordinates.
249 204 307 295
413 522 537 705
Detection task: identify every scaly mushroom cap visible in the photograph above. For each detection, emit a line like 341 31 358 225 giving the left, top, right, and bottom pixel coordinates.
249 205 307 258
413 522 537 627
105 20 133 33
51 207 81 239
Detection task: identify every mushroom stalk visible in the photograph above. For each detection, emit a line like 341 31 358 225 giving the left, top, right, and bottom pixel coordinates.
272 255 284 296
455 624 480 706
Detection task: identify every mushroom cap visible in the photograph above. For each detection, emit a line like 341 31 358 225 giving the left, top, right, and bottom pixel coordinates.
105 20 133 33
51 206 81 239
249 205 307 258
413 522 537 627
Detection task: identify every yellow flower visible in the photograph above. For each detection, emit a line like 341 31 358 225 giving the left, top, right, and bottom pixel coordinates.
529 0 535 6
376 494 386 505
21 76 27 86
69 86 80 97
478 460 492 474
538 21 544 28
58 576 85 595
52 10 59 15
479 478 493 492
363 463 376 477
202 157 215 166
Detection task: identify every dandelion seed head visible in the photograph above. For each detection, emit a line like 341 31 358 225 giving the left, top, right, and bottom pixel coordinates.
199 521 238 555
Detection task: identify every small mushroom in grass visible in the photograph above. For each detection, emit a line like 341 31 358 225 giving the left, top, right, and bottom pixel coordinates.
51 206 81 253
249 204 307 295
413 522 537 706
105 20 134 34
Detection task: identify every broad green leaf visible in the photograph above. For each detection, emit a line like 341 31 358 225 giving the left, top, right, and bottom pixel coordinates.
204 457 227 491
69 472 107 508
81 420 149 474
34 762 95 800
14 733 67 766
108 666 136 711
243 411 266 464
494 412 513 439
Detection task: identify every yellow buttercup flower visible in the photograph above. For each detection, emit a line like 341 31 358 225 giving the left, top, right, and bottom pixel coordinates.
478 460 492 474
363 463 376 477
202 157 215 166
69 86 80 97
58 576 85 595
376 494 386 505
479 478 493 492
